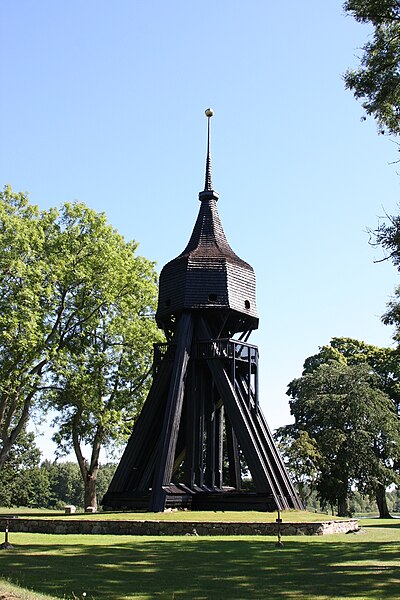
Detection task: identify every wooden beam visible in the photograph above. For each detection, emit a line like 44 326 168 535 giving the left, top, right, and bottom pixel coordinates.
149 313 194 512
225 414 241 489
215 403 224 489
205 373 216 488
183 360 196 488
198 318 284 509
103 356 172 496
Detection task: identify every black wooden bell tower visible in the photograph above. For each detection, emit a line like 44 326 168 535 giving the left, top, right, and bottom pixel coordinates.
102 110 303 512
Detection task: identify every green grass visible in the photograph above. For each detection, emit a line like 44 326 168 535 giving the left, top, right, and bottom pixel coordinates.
0 507 343 522
0 578 55 599
0 519 399 599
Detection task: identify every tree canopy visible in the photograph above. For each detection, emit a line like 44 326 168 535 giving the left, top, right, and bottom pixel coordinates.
343 0 400 135
45 203 162 508
277 338 400 517
0 186 53 468
0 186 161 509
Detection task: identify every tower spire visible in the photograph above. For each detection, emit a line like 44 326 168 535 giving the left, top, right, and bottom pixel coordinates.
204 108 214 191
199 108 219 201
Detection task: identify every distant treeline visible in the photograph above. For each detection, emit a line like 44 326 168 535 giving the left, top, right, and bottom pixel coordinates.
0 459 117 510
301 486 400 517
1 454 399 515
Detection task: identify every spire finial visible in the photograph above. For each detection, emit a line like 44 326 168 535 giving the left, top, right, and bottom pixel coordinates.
204 108 214 192
199 108 219 201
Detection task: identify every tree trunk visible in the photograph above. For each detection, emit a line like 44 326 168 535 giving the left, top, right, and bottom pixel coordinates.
375 484 391 518
0 389 35 470
84 471 98 511
72 415 102 511
337 496 349 517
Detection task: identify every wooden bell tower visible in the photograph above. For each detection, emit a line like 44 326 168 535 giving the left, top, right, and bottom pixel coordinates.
102 110 303 512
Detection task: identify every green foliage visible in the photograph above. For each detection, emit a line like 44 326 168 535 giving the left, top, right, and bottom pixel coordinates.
279 339 400 516
275 430 321 505
40 461 83 508
304 337 400 412
344 0 400 24
0 187 51 468
343 0 400 135
0 459 118 509
301 486 400 515
369 209 400 280
0 431 49 508
37 461 117 509
94 462 117 504
0 185 161 508
41 201 161 507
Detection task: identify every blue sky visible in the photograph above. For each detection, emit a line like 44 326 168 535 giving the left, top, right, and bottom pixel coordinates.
1 1 399 460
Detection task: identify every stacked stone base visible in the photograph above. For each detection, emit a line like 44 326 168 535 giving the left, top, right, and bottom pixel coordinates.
0 517 359 536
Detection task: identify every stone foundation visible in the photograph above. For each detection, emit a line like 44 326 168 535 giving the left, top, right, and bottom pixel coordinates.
0 517 359 536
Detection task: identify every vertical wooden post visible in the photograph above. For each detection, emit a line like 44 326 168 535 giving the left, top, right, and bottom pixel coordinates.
183 360 196 488
196 368 206 488
205 377 216 488
225 415 241 489
215 403 224 489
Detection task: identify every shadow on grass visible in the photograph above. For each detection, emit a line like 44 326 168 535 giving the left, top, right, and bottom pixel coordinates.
0 534 399 600
363 519 400 530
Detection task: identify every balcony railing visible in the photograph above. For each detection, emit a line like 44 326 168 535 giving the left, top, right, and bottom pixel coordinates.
153 338 258 370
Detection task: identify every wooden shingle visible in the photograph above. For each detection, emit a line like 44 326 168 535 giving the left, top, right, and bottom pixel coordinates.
156 190 259 334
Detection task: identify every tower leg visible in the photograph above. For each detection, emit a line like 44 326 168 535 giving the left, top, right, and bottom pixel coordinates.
102 356 173 507
198 317 292 510
183 360 196 488
149 313 194 512
226 415 241 489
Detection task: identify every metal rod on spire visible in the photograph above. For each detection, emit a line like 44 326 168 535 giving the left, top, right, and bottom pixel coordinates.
204 108 214 192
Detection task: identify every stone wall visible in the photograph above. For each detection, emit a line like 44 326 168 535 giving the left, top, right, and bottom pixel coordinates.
0 517 359 536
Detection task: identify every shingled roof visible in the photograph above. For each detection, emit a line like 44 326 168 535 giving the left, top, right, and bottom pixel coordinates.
156 111 258 335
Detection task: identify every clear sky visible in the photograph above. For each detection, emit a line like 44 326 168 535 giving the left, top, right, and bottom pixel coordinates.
1 1 399 461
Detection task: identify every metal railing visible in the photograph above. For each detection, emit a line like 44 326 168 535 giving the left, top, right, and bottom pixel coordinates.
153 338 258 371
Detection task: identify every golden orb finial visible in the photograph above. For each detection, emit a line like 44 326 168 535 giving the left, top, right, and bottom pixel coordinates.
205 108 214 118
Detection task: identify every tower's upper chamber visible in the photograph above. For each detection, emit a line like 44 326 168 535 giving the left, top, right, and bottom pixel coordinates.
156 110 258 337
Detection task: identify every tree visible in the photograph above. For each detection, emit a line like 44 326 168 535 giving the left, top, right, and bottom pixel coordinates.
0 430 50 507
275 429 321 506
305 339 400 517
343 1 400 136
304 337 400 415
0 186 161 510
0 186 54 469
40 460 84 508
281 349 400 517
42 203 161 509
94 462 117 505
39 461 116 509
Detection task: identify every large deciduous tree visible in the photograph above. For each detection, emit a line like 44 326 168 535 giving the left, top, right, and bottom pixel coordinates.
45 210 161 508
0 186 161 509
0 186 54 468
304 337 400 419
278 339 400 517
343 0 400 136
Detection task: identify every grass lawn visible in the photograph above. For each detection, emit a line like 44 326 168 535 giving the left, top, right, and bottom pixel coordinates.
0 508 345 522
0 519 399 599
0 578 53 599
